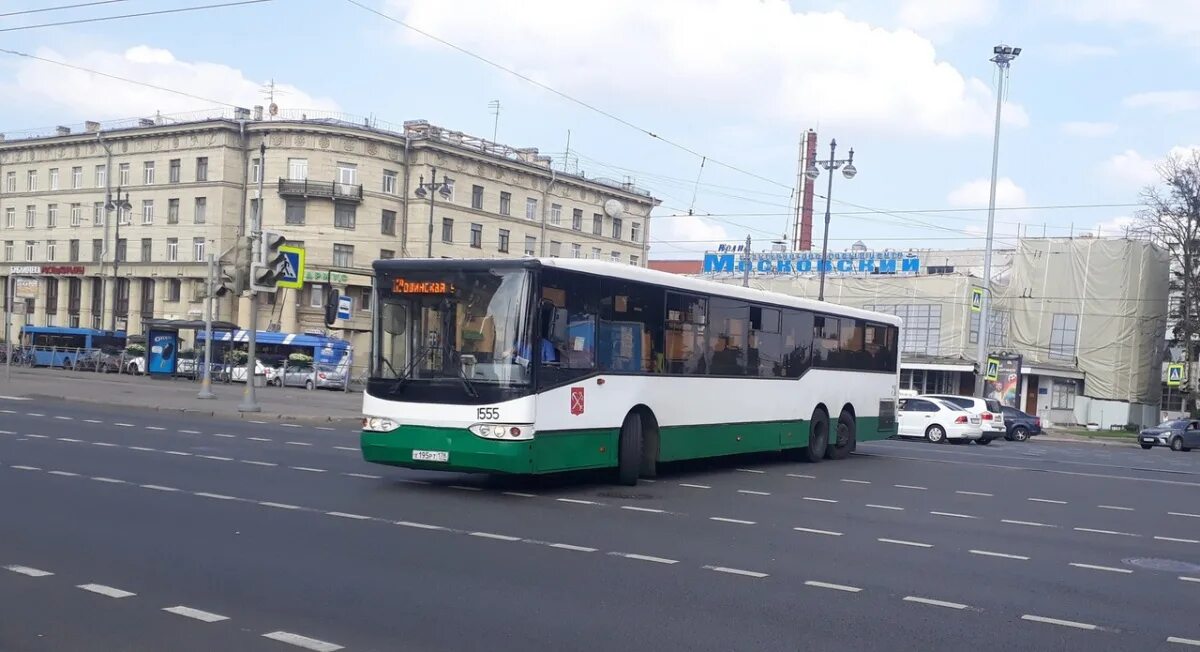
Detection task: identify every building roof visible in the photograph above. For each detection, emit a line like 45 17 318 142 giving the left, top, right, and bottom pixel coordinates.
648 260 703 274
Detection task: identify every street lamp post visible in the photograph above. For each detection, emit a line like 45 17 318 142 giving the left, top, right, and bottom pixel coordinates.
105 186 132 333
805 139 857 302
974 43 1021 398
413 167 453 258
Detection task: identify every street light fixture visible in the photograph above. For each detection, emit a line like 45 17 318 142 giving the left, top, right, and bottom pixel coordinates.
105 186 132 333
414 167 453 258
806 139 858 301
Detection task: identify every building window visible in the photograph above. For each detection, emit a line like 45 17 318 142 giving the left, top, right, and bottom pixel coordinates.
5 171 15 192
140 238 152 262
193 237 206 262
118 163 130 186
3 241 11 261
191 279 205 303
550 240 561 257
468 223 483 249
442 218 454 243
1051 379 1077 409
927 265 955 274
285 199 306 225
27 170 38 191
142 200 154 225
46 279 58 315
380 249 395 260
69 239 79 262
49 168 60 191
333 244 354 267
524 236 536 256
25 205 35 229
167 198 179 224
591 247 601 259
550 203 562 226
47 240 56 261
195 157 208 182
381 210 396 236
95 165 106 188
166 237 178 262
70 203 82 227
143 161 155 185
47 204 58 228
970 309 1009 348
24 241 35 261
93 202 104 226
167 278 182 302
630 254 640 266
70 166 83 189
118 204 132 226
610 251 620 263
288 158 307 181
249 157 262 184
67 278 81 316
498 229 509 253
359 287 372 312
471 185 484 210
92 239 102 262
115 238 127 262
592 213 603 236
334 202 357 229
499 192 511 216
572 208 583 231
611 217 622 240
571 243 581 258
194 197 207 224
4 208 13 228
169 159 180 184
115 278 129 317
310 284 324 308
383 170 398 194
1049 313 1079 361
525 197 538 221
865 303 942 356
140 279 155 316
631 222 641 243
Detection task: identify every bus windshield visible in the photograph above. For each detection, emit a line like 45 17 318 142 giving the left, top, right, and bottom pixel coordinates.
373 268 534 400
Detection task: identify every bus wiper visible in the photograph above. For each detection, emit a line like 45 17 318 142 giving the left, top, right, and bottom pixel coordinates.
389 342 437 393
451 351 480 399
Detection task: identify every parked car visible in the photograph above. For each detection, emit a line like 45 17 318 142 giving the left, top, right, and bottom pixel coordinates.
921 395 1005 444
1139 419 1198 452
225 358 279 384
1001 406 1042 442
897 397 983 443
126 355 145 375
73 348 123 373
271 362 346 390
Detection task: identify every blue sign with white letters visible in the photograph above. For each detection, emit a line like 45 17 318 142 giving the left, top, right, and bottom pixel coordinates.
703 248 920 276
336 295 353 321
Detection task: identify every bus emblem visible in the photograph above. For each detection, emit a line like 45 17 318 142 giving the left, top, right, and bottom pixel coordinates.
570 387 585 415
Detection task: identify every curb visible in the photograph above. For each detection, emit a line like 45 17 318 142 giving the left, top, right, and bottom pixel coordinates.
21 393 361 425
1037 435 1137 447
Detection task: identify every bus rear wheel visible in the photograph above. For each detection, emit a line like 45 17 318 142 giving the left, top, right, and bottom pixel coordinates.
826 410 855 460
617 412 643 486
803 409 829 463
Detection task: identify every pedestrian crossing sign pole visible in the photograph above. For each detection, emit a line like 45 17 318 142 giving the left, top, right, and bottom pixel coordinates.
1167 363 1185 387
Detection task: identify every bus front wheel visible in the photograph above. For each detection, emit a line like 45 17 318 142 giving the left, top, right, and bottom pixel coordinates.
617 412 643 486
803 409 829 463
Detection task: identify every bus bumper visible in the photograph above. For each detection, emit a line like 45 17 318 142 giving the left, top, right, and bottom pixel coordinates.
361 425 537 474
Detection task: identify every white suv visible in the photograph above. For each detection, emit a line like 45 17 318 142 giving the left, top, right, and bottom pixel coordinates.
920 395 1005 444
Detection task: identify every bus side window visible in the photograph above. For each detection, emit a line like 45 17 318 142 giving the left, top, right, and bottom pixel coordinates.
748 306 781 377
538 270 600 389
599 279 663 374
813 315 840 367
780 310 813 377
664 292 706 375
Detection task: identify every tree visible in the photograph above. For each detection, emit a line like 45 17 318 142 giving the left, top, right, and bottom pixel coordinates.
1135 149 1200 413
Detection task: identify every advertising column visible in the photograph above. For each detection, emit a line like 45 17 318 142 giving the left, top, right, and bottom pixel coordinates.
145 328 178 377
985 353 1023 409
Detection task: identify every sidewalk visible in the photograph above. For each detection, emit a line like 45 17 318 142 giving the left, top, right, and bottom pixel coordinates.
0 367 363 423
1038 428 1138 447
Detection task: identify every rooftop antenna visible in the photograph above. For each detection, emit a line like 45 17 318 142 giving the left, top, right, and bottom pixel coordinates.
488 100 501 143
260 79 285 118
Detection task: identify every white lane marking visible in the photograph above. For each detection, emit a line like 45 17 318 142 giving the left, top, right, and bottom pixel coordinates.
805 580 861 593
1020 615 1098 631
332 446 358 452
395 521 444 530
57 437 83 443
1167 637 1200 647
198 455 234 461
285 441 312 447
895 484 927 490
247 420 268 424
787 473 816 479
261 631 343 652
91 442 118 447
145 426 166 431
77 584 136 599
326 511 371 520
1170 512 1200 519
162 451 192 456
397 479 430 485
248 437 272 442
1002 519 1056 528
679 483 711 489
878 538 933 548
803 497 837 503
710 517 756 525
502 491 537 498
194 492 237 500
114 422 133 427
903 596 969 610
4 565 53 577
290 467 327 473
1180 576 1200 583
178 429 201 434
91 477 126 484
1098 505 1134 511
866 504 905 511
841 479 871 484
956 490 993 497
737 489 771 496
556 498 598 505
26 412 45 417
0 397 30 401
240 460 277 467
703 565 768 578
128 446 156 452
1028 498 1068 504
469 532 521 541
450 485 484 492
610 553 678 564
736 468 766 474
48 471 79 477
1069 563 1132 574
280 424 302 428
343 473 383 480
11 465 41 471
212 434 236 439
83 419 102 424
970 550 1029 560
259 501 301 510
140 484 178 492
316 427 335 431
621 506 666 513
641 479 657 483
24 434 48 439
53 416 72 421
930 511 978 519
163 606 229 623
1156 536 1200 544
1 428 20 433
1074 527 1138 537
548 543 597 552
794 527 844 536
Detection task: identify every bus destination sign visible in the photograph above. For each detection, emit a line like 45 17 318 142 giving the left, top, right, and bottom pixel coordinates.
392 278 455 295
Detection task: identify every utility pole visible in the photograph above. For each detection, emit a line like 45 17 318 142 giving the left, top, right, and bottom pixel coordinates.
198 252 216 399
742 234 752 287
4 274 13 382
974 44 1021 398
239 140 266 413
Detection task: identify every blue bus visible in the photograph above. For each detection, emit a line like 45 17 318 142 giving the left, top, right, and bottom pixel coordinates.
19 326 128 368
195 330 351 370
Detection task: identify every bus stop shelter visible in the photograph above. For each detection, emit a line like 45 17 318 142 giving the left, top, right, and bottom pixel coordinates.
141 318 239 378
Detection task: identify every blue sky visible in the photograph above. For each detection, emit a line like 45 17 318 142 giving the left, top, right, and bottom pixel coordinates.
1 0 1197 259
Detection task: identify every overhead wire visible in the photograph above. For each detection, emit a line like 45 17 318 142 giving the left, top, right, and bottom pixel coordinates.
0 0 273 33
0 0 132 18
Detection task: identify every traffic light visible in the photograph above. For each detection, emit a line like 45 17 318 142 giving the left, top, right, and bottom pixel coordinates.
324 288 340 327
250 231 291 293
214 269 235 297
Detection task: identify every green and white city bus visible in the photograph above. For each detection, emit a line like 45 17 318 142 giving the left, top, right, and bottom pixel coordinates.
361 258 901 485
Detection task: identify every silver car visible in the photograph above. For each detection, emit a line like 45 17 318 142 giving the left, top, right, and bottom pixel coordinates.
274 362 346 390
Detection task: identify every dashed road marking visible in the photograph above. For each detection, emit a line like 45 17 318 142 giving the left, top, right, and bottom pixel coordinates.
332 446 358 452
794 527 844 536
610 552 678 564
260 501 301 510
91 442 118 447
1020 615 1098 631
449 485 483 492
53 416 72 421
194 492 237 501
703 565 768 578
805 580 861 593
326 511 371 520
803 497 837 503
396 479 430 485
1169 512 1200 519
1069 563 1132 574
162 451 192 457
0 430 15 435
26 413 45 417
710 517 756 525
178 429 201 434
24 434 48 439
469 532 521 541
866 504 905 511
679 483 711 489
395 521 444 530
895 484 927 490
1180 576 1200 583
4 565 53 577
57 437 83 443
736 468 766 474
1167 637 1200 647
787 473 815 479
280 424 302 428
11 465 41 471
261 631 344 652
83 419 102 424
91 477 125 484
48 471 79 477
903 596 968 610
315 427 335 431
164 606 229 623
956 490 992 497
145 426 166 431
212 434 236 439
1028 498 1068 504
114 423 133 427
285 441 312 447
1074 527 1137 537
290 467 327 473
931 511 977 519
240 460 277 467
548 543 597 552
1156 536 1200 544
1098 505 1134 511
198 455 234 461
247 420 268 424
878 538 933 548
1002 519 1056 528
840 479 870 484
969 550 1029 560
502 491 537 498
77 584 136 599
128 446 156 452
343 473 383 480
621 506 666 513
556 498 598 505
140 484 178 492
248 437 272 442
737 489 771 496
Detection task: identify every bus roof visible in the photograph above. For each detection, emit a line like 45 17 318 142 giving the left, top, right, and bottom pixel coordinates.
373 257 902 327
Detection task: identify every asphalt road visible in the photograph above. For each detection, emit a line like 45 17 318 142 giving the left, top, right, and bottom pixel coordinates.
2 397 1199 651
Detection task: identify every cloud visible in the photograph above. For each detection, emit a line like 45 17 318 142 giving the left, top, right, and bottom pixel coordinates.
1090 215 1136 238
895 0 994 37
1053 0 1200 40
385 0 1026 137
1101 145 1200 188
946 177 1028 208
649 213 730 258
1060 121 1117 137
1123 91 1200 113
10 46 340 120
1046 42 1119 61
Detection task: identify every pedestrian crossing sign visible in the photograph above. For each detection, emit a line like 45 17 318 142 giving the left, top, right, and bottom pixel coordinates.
1167 363 1185 387
985 357 1000 381
971 287 984 313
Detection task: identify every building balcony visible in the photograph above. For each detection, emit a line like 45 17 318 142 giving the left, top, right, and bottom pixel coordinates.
277 178 363 203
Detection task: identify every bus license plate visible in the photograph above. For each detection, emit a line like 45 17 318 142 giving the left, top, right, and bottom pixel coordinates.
412 450 449 463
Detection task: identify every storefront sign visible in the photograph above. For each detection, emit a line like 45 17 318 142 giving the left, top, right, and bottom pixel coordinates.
701 246 920 276
304 269 350 285
14 278 38 298
8 265 85 275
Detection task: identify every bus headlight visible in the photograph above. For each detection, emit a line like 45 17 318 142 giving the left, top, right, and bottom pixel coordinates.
362 416 398 432
469 423 535 441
